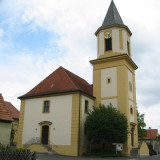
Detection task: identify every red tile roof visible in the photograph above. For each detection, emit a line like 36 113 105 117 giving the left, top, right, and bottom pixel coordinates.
5 101 19 119
19 66 93 99
0 94 13 121
145 129 158 140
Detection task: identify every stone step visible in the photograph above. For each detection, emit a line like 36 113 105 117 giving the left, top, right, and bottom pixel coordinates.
130 148 138 157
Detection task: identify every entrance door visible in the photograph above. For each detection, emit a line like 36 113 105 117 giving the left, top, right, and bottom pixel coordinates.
131 128 134 146
42 125 49 144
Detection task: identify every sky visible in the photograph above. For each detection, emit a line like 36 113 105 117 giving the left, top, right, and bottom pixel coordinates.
0 0 160 131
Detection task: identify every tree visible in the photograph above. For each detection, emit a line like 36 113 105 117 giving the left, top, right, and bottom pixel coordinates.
84 104 128 151
137 110 147 139
154 134 160 142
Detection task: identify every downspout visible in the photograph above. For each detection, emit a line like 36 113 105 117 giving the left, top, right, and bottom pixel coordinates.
78 93 81 156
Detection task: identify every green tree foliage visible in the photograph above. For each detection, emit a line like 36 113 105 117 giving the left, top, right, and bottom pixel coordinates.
154 134 160 142
137 110 147 139
84 104 128 150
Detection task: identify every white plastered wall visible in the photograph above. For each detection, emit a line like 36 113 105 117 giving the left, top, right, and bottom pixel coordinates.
128 69 134 122
127 34 131 57
128 70 133 100
129 100 134 123
101 98 117 109
22 95 72 145
98 32 104 57
122 30 128 54
112 29 119 53
81 96 94 146
101 67 117 98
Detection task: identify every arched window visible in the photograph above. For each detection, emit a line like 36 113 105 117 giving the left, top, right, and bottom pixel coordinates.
130 107 133 115
127 41 131 56
105 38 112 51
104 32 112 51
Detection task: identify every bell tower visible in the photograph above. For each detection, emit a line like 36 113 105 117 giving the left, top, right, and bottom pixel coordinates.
96 0 132 59
90 0 138 156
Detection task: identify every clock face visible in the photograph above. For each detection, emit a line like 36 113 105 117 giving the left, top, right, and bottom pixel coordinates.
105 32 111 39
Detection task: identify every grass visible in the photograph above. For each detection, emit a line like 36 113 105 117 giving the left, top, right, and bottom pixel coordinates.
0 143 26 151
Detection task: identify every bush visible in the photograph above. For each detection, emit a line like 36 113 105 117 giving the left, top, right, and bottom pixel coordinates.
0 143 26 151
0 143 36 160
84 104 128 152
148 144 157 156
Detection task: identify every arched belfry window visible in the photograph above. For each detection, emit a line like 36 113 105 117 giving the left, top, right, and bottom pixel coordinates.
105 32 112 51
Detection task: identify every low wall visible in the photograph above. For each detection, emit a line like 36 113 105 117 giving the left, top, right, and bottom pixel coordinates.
138 141 149 157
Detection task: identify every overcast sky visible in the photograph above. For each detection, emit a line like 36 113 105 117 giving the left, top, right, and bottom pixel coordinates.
0 0 160 131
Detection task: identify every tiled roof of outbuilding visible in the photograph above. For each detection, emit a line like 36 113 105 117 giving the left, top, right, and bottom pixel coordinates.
145 129 158 140
5 101 19 119
0 94 13 121
19 66 93 99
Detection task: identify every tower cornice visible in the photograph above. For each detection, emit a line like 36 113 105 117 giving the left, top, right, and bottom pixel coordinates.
95 24 132 36
90 54 138 70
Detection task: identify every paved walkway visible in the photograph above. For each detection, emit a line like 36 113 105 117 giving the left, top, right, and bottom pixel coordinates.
37 153 160 160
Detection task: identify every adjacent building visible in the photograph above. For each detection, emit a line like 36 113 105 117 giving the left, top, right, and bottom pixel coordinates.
5 101 19 145
0 94 13 146
143 129 159 154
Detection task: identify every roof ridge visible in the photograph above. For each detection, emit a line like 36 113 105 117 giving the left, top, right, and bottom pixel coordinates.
62 67 90 84
61 67 79 90
19 66 93 99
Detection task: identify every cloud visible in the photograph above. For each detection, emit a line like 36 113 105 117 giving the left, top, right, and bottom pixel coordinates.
0 0 160 131
139 104 160 130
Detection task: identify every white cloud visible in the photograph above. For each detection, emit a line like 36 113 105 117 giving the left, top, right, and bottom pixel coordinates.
0 0 160 131
139 104 160 130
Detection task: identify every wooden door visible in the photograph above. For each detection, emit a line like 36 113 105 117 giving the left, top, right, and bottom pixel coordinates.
42 125 49 145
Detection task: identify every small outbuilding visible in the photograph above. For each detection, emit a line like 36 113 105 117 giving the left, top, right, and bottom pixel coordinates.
0 94 13 146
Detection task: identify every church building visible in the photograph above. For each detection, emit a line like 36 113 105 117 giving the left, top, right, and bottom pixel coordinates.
17 0 139 156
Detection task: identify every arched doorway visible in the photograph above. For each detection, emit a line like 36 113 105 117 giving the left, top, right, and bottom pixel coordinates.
42 125 49 145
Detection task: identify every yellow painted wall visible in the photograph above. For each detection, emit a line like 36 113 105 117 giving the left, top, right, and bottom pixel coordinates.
91 55 138 156
12 119 19 144
93 69 101 107
97 26 131 59
0 121 12 146
79 95 94 155
45 93 80 156
17 100 25 148
138 142 149 156
133 73 138 147
17 93 81 156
